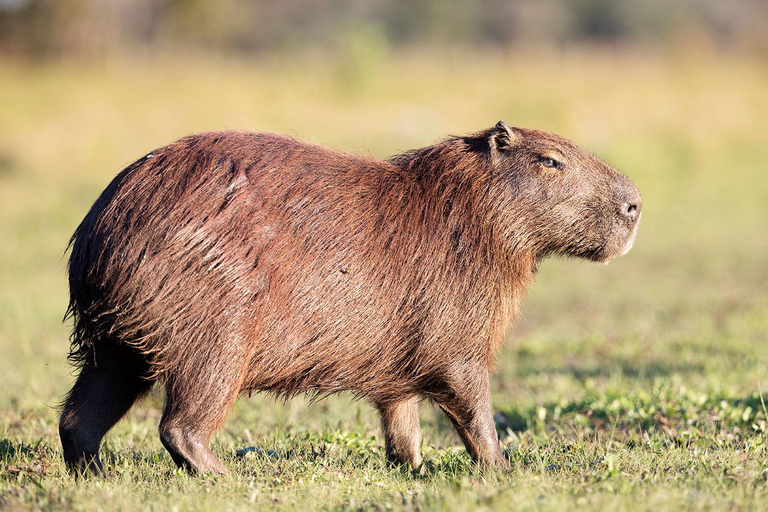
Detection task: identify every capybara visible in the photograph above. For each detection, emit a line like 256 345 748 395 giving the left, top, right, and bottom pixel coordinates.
60 121 641 475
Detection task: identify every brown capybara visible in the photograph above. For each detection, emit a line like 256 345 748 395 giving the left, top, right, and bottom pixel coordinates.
59 121 641 476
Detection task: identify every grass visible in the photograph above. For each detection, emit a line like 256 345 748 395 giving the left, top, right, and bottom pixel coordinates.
1 47 768 510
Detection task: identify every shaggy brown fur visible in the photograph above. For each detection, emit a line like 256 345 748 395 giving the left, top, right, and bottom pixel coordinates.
59 121 641 475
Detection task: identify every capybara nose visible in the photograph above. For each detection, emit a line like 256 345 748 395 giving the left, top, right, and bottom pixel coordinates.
621 199 641 221
619 182 642 221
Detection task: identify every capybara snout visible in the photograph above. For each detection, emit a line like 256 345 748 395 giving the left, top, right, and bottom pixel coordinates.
60 121 641 475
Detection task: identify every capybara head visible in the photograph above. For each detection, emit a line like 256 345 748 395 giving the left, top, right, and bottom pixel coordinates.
488 121 642 263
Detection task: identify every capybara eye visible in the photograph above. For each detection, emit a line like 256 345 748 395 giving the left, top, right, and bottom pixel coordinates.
540 156 562 169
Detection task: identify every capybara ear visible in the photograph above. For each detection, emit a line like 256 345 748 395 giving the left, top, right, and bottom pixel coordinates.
490 120 519 152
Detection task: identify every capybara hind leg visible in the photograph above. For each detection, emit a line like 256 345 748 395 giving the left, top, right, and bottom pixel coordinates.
378 397 422 469
59 346 154 476
158 369 243 475
435 374 508 470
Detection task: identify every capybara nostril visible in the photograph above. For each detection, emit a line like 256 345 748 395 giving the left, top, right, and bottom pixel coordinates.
622 201 640 220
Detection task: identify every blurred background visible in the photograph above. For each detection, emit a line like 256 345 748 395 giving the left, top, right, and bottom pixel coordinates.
1 0 767 470
2 0 768 58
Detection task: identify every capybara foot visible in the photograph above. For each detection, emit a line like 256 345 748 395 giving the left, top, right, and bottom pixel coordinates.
59 423 105 477
159 427 228 475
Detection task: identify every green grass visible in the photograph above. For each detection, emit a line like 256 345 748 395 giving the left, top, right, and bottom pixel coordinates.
1 49 768 510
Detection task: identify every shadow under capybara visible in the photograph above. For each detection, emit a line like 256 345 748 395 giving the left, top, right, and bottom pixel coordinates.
59 121 642 475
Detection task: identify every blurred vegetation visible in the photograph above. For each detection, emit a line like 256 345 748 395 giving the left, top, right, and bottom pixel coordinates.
1 0 768 60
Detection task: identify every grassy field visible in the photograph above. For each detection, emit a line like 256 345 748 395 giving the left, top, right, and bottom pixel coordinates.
1 48 767 510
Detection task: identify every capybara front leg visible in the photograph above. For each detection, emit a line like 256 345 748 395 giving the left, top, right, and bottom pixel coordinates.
378 397 422 469
59 345 154 476
436 374 508 470
158 365 245 475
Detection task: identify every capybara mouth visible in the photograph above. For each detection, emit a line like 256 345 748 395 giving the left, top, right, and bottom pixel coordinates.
601 213 641 264
618 213 641 256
